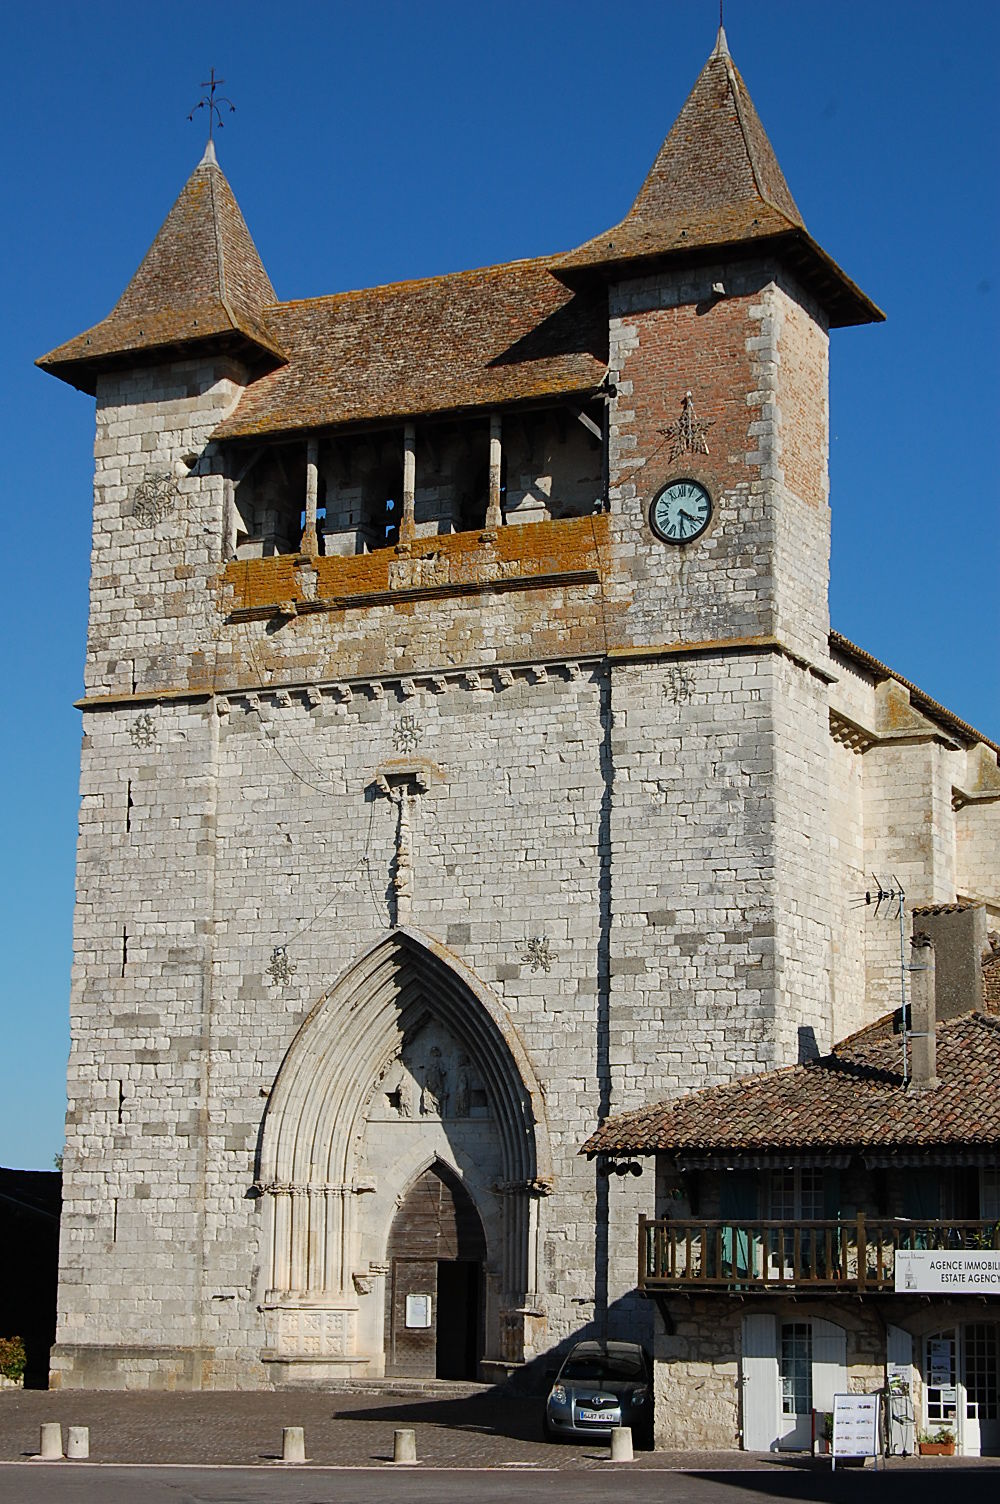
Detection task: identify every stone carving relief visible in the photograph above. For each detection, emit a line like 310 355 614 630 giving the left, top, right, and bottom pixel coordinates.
267 1306 353 1359
131 471 178 526
129 712 157 748
521 936 553 974
664 664 696 705
267 946 297 987
373 1024 490 1125
393 714 423 754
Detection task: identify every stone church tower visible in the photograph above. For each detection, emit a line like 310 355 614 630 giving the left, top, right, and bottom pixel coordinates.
42 32 992 1391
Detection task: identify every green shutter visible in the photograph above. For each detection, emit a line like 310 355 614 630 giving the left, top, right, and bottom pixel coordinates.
902 1169 940 1220
720 1170 759 1280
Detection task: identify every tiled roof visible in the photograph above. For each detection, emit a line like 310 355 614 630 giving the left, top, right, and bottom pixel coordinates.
213 259 608 439
38 37 881 420
36 144 285 393
582 1013 1000 1157
830 632 1000 755
556 31 882 329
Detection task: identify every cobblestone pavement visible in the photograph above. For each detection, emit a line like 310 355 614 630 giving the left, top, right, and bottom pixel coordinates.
1 1388 997 1473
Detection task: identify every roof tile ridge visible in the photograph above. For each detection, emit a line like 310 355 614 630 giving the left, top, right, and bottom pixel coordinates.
722 52 771 213
830 629 1000 755
206 159 238 333
271 252 565 311
832 1011 898 1052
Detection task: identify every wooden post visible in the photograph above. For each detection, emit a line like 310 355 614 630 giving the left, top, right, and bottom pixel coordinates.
857 1210 867 1291
301 437 319 555
486 413 503 528
638 1214 647 1289
400 424 416 543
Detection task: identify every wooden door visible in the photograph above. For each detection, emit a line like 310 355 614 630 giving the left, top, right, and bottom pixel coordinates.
384 1162 485 1378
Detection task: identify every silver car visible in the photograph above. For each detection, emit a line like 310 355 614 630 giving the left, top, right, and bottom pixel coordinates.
543 1340 653 1445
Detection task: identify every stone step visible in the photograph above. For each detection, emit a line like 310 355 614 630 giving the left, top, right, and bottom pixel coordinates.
323 1377 494 1398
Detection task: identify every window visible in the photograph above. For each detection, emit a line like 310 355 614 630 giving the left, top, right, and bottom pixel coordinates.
780 1323 812 1415
965 1324 998 1422
924 1331 957 1424
769 1167 824 1270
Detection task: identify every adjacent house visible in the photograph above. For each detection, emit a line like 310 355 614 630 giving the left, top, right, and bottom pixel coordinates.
584 907 1000 1454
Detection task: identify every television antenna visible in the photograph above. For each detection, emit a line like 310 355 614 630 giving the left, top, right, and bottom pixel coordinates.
854 874 910 1082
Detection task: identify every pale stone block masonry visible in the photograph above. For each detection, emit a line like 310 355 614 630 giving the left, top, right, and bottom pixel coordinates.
46 55 998 1395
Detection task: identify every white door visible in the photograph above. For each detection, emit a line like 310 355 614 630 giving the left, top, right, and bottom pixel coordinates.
742 1313 779 1451
962 1322 1000 1457
812 1318 848 1415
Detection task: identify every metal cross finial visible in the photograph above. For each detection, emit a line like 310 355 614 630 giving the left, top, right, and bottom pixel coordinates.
187 67 235 142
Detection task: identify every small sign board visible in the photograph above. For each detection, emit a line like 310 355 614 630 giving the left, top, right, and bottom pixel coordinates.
832 1392 879 1469
927 1337 952 1384
405 1293 432 1329
895 1249 1000 1294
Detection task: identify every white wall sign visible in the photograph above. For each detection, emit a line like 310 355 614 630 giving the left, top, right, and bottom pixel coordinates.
928 1337 952 1385
832 1393 879 1463
405 1293 432 1329
895 1249 1000 1294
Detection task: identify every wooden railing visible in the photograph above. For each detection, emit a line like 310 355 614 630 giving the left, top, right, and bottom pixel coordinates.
638 1216 1000 1293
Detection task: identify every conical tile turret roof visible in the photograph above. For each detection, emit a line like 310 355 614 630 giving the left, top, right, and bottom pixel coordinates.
38 143 285 392
558 29 881 327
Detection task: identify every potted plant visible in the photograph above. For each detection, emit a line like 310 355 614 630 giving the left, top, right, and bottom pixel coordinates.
917 1428 956 1456
0 1336 26 1390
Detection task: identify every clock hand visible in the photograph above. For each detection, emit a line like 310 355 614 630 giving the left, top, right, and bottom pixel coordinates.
678 509 697 525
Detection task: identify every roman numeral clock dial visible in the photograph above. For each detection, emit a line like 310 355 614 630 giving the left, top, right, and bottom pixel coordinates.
649 479 713 545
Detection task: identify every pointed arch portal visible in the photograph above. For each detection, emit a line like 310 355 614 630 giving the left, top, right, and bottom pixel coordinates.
257 928 551 1380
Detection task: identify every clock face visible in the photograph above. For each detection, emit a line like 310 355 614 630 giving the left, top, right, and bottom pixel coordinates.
649 479 713 545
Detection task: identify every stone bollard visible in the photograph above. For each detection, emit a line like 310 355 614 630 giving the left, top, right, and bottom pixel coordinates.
610 1426 634 1462
39 1423 63 1460
281 1426 306 1464
66 1426 90 1460
392 1427 418 1464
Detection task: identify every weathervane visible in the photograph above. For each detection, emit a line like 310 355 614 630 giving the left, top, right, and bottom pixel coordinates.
187 68 235 142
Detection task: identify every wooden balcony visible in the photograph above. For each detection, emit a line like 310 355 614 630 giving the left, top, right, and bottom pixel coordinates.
638 1215 1000 1294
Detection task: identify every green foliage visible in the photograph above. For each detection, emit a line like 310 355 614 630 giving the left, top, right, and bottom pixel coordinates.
966 1220 1000 1250
0 1336 26 1382
917 1427 955 1444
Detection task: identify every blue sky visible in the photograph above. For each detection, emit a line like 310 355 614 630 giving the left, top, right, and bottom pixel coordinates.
2 1 997 1169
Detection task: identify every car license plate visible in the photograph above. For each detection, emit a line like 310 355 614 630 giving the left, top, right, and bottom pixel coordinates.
578 1408 612 1422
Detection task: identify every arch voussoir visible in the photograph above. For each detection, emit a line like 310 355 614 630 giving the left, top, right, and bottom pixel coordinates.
257 927 550 1378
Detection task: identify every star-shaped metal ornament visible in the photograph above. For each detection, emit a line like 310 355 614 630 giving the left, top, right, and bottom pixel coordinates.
660 391 714 461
